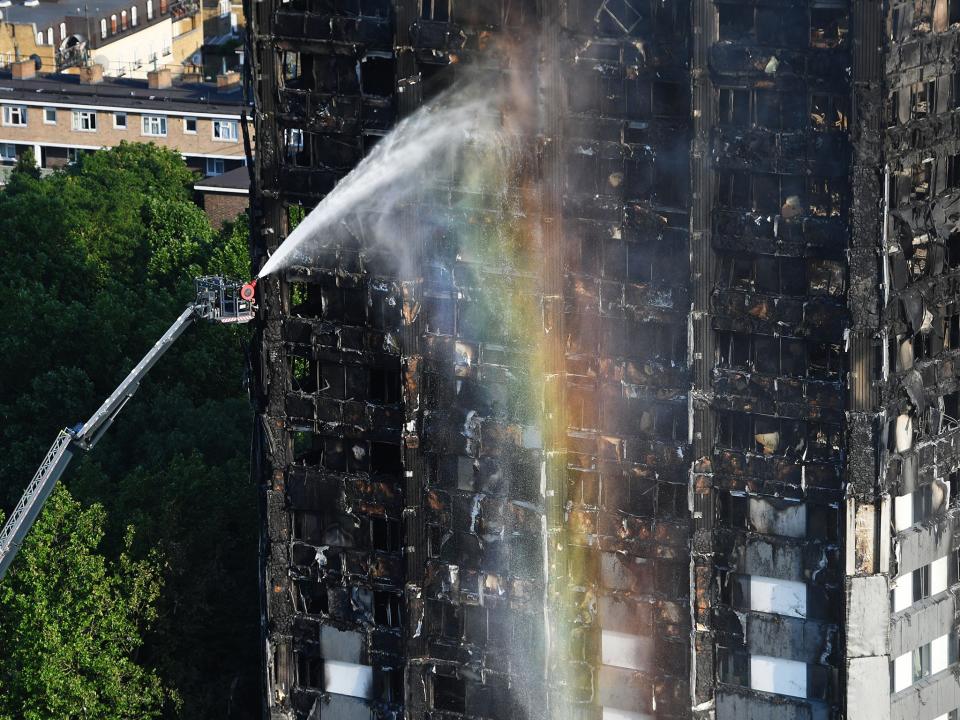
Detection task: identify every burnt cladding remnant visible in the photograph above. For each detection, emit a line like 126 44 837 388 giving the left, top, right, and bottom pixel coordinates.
246 0 960 719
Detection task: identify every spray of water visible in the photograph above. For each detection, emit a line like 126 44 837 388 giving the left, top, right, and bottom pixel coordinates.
257 82 506 278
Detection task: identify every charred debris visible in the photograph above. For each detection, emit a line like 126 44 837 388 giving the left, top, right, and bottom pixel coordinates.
245 0 960 718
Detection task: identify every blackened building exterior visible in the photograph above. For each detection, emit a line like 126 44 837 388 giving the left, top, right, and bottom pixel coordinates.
247 1 960 719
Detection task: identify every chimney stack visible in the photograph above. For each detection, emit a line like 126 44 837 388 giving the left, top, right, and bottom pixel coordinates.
216 70 240 89
147 68 172 90
79 64 104 84
11 59 36 80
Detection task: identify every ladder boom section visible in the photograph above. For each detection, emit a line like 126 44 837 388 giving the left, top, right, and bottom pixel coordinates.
0 276 253 583
0 431 75 580
74 304 199 449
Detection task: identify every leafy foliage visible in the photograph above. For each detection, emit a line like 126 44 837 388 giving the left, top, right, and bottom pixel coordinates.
0 143 258 719
0 488 165 720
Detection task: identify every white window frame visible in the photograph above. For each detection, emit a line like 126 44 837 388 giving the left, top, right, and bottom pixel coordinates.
43 107 57 124
141 114 167 137
36 32 43 45
131 6 138 25
0 143 16 162
212 119 238 142
46 27 54 45
100 18 107 38
67 147 82 165
205 158 225 176
2 106 27 127
71 110 98 132
147 0 153 19
113 112 127 129
183 116 198 134
60 22 66 40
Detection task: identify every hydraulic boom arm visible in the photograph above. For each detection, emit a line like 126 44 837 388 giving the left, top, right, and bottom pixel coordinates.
0 276 255 582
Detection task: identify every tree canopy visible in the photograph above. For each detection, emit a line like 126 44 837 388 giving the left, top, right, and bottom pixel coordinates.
0 143 258 719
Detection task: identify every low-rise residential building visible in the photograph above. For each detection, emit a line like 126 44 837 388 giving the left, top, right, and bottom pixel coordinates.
0 64 251 178
0 0 202 78
193 165 248 228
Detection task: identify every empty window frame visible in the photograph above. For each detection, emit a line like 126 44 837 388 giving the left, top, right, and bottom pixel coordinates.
810 7 849 47
716 87 810 130
889 159 935 205
43 107 57 124
638 402 688 442
2 105 27 127
811 93 850 131
717 254 810 295
718 87 750 126
652 80 688 119
360 56 395 96
807 176 845 216
71 110 97 131
717 171 840 216
618 242 687 285
911 79 937 119
717 4 809 45
420 0 449 20
716 411 839 457
717 332 808 377
946 153 960 190
373 591 403 628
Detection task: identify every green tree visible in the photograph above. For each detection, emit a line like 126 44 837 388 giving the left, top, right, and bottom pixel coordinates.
0 143 258 719
0 487 166 720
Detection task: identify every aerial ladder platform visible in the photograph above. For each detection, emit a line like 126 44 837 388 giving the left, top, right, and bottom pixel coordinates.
0 276 257 582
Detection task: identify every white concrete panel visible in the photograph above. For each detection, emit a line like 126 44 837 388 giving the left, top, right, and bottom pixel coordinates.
601 630 651 671
602 708 654 720
893 651 912 693
847 656 892 720
749 498 806 538
892 575 913 612
894 492 914 532
323 660 374 699
750 575 807 619
895 414 913 452
750 655 807 698
931 557 948 595
931 635 949 674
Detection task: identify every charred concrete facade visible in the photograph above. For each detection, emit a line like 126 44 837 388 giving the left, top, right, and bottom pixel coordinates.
247 2 960 720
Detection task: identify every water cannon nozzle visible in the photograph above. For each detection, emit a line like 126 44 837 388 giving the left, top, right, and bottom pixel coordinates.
240 280 257 302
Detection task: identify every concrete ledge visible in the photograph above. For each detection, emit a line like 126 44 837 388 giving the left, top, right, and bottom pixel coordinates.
891 665 960 720
891 589 956 657
895 510 959 577
745 612 835 665
716 685 830 720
